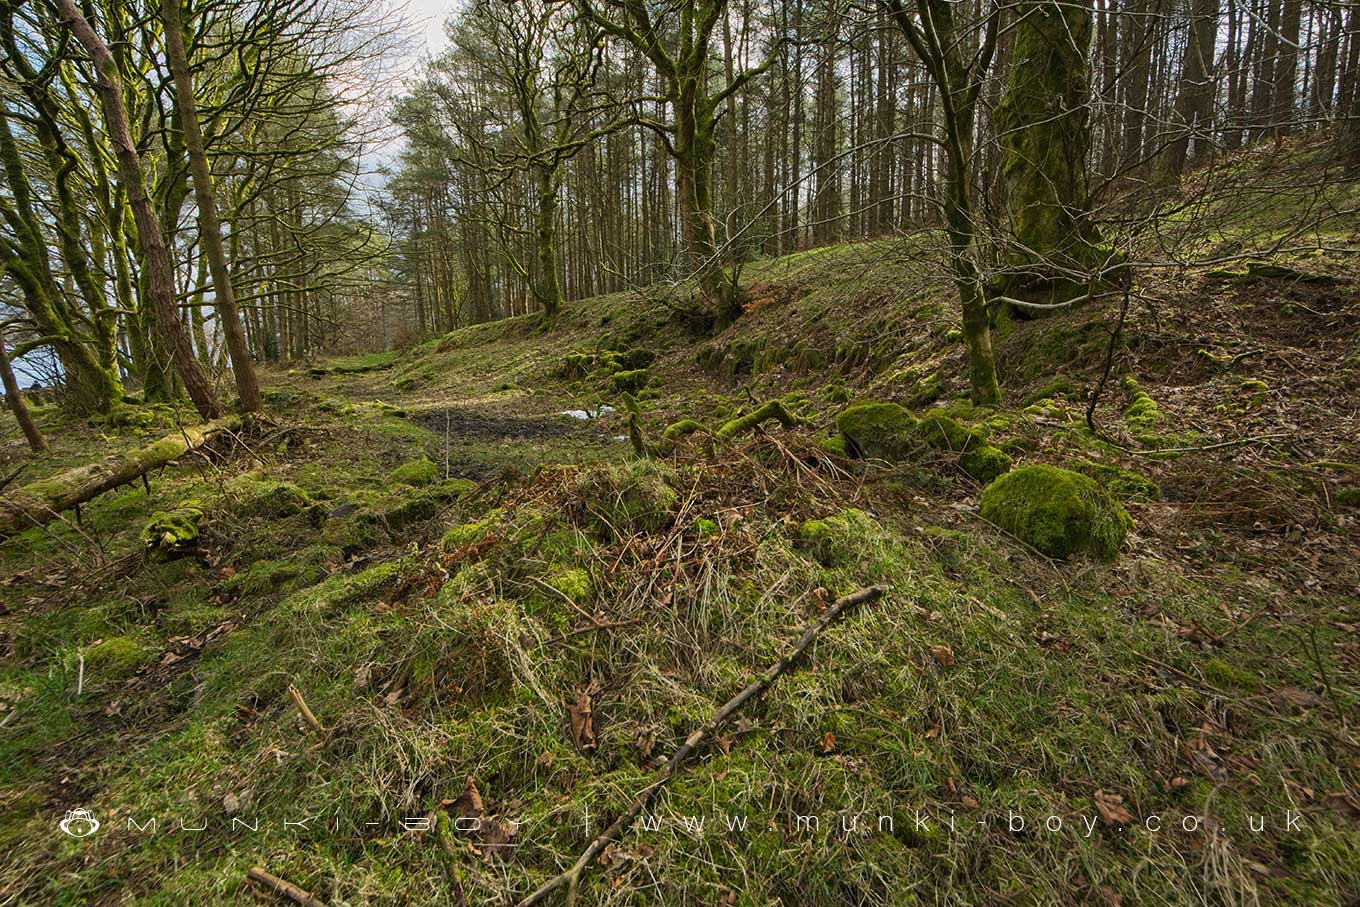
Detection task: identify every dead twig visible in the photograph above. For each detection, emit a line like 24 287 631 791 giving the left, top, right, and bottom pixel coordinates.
287 684 324 733
514 584 889 907
246 866 326 907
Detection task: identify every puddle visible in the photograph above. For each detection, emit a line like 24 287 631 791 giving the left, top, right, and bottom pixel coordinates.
559 404 615 421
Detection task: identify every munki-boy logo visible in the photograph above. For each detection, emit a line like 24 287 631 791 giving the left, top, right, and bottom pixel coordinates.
59 808 101 838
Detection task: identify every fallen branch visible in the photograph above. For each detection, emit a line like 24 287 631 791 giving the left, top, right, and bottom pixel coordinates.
288 683 325 733
514 584 889 907
0 415 240 537
246 867 327 907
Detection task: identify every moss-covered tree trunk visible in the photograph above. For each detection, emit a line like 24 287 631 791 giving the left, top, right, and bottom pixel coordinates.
60 0 221 419
532 163 565 323
0 334 47 453
993 0 1106 310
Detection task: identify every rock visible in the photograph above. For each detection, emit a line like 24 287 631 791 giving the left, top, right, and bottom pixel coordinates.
835 402 919 460
980 465 1131 561
142 506 204 559
960 445 1012 483
388 457 440 488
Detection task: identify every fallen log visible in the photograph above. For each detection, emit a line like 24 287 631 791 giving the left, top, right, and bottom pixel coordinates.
246 866 327 907
0 415 240 537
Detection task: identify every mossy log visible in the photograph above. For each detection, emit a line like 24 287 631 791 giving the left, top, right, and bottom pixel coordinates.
0 415 240 537
715 400 800 439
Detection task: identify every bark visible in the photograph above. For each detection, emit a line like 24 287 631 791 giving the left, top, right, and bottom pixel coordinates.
1163 0 1219 176
0 415 240 536
58 0 221 419
1 337 47 453
162 0 262 412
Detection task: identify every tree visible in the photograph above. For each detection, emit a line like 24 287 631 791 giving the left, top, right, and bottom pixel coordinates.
162 0 262 412
882 0 1002 403
578 0 777 328
993 0 1109 308
0 326 46 452
58 0 222 420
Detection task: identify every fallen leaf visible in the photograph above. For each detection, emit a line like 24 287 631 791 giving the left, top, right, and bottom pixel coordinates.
448 776 484 820
931 644 956 668
820 731 836 754
568 685 598 752
961 795 980 809
1094 789 1135 826
924 724 940 740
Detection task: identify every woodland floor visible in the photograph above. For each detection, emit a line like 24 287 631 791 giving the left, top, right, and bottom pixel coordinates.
1 142 1358 906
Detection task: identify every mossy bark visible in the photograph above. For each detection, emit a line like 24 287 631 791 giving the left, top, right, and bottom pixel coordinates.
0 415 240 536
1 335 47 452
993 0 1108 310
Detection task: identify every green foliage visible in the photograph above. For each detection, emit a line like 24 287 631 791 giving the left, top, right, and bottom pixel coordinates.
980 465 1131 560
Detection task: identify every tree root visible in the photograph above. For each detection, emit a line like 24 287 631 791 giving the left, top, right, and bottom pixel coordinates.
512 584 888 907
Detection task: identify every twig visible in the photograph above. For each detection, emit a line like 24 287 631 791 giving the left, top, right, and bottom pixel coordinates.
246 867 327 907
513 584 889 907
287 684 324 733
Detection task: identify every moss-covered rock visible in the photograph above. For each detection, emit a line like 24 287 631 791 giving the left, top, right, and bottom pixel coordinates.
609 368 650 393
980 465 1131 561
916 413 984 452
1070 459 1160 503
1122 376 1160 432
574 460 678 538
84 636 151 679
441 509 505 551
836 403 919 460
229 477 311 518
141 506 204 559
797 508 878 566
388 457 440 488
960 445 1013 483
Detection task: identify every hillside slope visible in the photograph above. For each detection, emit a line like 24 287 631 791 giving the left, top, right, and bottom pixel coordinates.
1 145 1358 906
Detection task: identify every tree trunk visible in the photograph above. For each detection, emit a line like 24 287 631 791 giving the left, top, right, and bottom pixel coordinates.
162 0 261 412
59 0 221 419
1163 0 1219 176
0 336 47 453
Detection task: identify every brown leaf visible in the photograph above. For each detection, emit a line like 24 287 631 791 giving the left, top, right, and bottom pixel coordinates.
931 644 956 668
924 724 940 740
447 776 484 821
820 731 836 754
568 687 597 752
961 795 980 809
1099 885 1125 907
1094 789 1135 826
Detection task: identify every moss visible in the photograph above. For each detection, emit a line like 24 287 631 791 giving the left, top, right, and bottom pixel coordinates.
817 435 849 458
1026 376 1079 404
960 445 1013 483
1122 376 1161 432
223 544 342 597
574 460 678 538
442 509 505 551
916 413 984 452
979 465 1131 561
822 381 853 404
715 400 800 439
83 636 151 679
835 402 919 460
695 517 720 538
798 508 878 566
141 506 204 558
662 419 709 440
564 352 594 378
1239 379 1269 407
388 457 440 488
1333 486 1360 508
229 477 312 518
1070 459 1161 503
545 567 592 604
609 368 650 393
1203 658 1261 691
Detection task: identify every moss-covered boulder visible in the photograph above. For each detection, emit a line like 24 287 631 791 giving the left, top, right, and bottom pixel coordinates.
1070 459 1160 503
141 507 204 559
797 508 879 566
230 477 311 518
960 445 1013 483
610 368 650 393
388 457 440 488
836 403 919 460
574 461 678 538
916 413 983 452
980 465 1131 561
84 636 151 680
